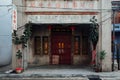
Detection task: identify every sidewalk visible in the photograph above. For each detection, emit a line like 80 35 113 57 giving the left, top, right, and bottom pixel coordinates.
0 66 120 80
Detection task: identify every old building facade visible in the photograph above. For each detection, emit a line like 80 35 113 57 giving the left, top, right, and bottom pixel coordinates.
12 0 112 71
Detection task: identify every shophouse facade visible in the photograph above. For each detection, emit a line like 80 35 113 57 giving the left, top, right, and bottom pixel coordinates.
12 0 112 71
111 0 120 67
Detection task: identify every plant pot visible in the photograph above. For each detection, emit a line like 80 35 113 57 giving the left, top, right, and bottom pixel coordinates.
15 68 23 73
94 67 102 72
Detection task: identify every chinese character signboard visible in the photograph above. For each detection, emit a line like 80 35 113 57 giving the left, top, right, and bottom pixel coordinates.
28 15 98 23
25 0 98 12
12 4 17 32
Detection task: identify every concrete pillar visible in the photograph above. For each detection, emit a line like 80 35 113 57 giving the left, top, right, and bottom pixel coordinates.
99 0 112 71
12 44 17 69
23 47 28 69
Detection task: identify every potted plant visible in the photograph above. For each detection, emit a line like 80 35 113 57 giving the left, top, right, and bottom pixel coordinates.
100 50 106 61
100 50 106 71
12 22 32 73
93 63 101 72
95 50 106 72
16 50 23 73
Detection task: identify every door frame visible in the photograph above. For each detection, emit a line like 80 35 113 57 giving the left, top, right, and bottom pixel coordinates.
50 27 72 65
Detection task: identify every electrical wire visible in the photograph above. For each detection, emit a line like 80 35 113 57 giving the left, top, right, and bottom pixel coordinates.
15 5 115 24
15 5 112 11
17 8 113 23
15 16 112 36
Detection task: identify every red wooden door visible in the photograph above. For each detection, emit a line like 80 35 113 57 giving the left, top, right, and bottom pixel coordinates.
59 35 71 64
51 34 71 65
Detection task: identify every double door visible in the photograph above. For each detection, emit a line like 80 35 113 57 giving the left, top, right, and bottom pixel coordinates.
51 34 71 65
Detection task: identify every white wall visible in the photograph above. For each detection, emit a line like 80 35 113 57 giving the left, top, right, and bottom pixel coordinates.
0 0 12 66
99 0 112 71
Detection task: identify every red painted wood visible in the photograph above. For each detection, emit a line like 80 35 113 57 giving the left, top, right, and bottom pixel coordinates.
25 11 99 15
51 32 72 65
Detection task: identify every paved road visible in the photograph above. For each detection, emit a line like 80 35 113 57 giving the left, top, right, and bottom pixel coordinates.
0 65 11 73
0 77 119 80
0 66 120 80
0 77 88 80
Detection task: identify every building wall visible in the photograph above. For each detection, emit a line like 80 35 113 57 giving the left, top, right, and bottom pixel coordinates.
28 26 50 66
12 0 27 28
25 0 99 24
25 0 98 12
12 0 27 69
13 0 112 71
27 25 91 66
98 0 112 71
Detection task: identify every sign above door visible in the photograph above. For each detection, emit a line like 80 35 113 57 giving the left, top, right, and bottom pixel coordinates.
27 15 98 23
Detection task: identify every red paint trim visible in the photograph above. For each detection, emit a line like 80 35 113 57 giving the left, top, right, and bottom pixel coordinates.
25 11 99 15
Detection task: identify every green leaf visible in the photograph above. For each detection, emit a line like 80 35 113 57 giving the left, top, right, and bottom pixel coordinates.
99 50 106 60
16 50 22 59
89 16 99 49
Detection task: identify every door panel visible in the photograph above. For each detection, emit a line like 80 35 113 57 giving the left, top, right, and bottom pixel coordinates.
59 35 71 64
51 34 71 65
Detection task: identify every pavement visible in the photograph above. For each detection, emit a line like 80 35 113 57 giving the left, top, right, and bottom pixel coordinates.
0 65 120 80
0 65 12 73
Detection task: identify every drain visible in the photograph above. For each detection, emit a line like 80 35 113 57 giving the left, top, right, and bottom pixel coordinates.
87 75 101 80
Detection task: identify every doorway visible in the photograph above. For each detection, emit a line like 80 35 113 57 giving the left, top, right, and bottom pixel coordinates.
51 27 72 65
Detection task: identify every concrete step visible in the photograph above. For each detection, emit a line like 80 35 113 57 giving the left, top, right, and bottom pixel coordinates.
0 77 119 80
0 77 88 80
